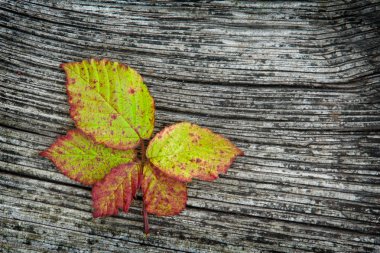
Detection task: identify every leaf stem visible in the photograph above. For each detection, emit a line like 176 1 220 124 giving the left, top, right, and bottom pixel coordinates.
143 201 150 235
140 140 150 235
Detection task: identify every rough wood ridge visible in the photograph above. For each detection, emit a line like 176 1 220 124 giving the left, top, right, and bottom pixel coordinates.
1 1 380 252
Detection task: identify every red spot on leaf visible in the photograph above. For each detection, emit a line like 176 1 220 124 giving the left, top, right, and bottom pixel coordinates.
128 88 136 94
77 172 83 179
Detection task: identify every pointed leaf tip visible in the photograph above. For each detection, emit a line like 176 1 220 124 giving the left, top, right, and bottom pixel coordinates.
142 163 187 216
62 59 155 150
146 122 243 182
41 129 136 185
92 162 140 217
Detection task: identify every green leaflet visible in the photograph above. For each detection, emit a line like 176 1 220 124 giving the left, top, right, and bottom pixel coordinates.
40 129 136 185
146 122 244 182
62 59 155 150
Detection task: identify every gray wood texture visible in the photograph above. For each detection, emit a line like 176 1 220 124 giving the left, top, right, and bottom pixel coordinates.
1 1 380 252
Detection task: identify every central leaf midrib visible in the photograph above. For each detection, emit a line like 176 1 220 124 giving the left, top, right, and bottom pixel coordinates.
94 91 140 139
99 62 141 139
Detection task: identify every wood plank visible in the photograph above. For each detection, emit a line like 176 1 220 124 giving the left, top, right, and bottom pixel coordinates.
1 0 380 252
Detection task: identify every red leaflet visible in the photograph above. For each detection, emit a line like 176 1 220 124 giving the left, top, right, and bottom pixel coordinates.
92 162 140 217
142 163 187 216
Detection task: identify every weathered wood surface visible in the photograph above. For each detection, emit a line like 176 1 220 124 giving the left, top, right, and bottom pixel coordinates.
1 1 380 252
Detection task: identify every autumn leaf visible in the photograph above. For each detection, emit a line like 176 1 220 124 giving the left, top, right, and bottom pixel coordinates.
61 59 155 150
146 122 244 182
40 129 136 185
92 162 140 217
40 59 244 235
142 163 187 216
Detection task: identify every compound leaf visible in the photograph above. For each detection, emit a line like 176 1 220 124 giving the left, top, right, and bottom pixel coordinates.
146 122 243 182
92 162 140 217
40 129 136 185
142 163 187 216
62 59 155 150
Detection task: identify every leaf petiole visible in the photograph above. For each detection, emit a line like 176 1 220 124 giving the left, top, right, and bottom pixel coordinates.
143 201 150 236
140 140 150 235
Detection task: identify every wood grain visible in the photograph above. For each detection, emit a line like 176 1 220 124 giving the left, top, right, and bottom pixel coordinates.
1 0 380 252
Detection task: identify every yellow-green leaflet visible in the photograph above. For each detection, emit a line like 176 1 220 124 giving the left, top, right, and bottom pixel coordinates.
62 59 155 150
40 129 136 185
146 122 244 182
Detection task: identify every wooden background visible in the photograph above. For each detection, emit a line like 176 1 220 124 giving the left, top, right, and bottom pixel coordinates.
1 1 380 252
